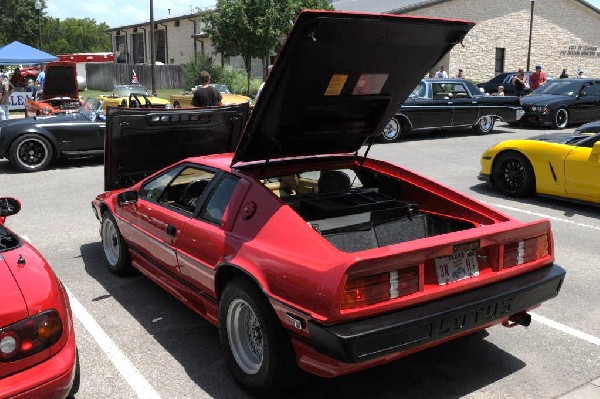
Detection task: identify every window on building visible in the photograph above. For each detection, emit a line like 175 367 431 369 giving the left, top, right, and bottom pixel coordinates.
175 20 180 27
132 32 145 64
495 48 505 75
116 36 128 63
155 30 166 64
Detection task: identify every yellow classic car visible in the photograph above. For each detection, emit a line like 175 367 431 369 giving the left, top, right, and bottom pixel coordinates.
99 85 171 111
479 130 600 204
170 84 250 107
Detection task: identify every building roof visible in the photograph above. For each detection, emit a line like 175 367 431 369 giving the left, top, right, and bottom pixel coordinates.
331 0 600 15
106 12 200 32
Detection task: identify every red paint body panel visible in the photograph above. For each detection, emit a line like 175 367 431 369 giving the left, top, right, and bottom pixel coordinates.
0 214 77 396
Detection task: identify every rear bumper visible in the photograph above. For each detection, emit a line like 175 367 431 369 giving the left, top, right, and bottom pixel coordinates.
308 263 565 364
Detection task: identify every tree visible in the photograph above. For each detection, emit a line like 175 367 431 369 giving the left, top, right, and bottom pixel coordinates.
202 0 332 93
0 0 46 46
43 17 111 54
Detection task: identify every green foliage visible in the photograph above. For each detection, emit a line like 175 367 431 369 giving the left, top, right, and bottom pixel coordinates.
181 54 261 95
0 1 110 54
202 0 332 92
43 17 111 54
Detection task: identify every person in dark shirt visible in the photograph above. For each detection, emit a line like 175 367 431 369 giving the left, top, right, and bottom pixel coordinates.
191 71 222 107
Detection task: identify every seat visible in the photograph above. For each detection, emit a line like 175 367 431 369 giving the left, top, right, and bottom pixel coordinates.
318 170 351 194
182 180 209 211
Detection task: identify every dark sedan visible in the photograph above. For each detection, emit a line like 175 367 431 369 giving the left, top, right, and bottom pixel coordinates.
381 79 524 141
0 97 105 172
520 78 600 129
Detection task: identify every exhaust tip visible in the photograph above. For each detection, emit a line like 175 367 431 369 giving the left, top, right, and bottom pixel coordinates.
504 312 532 328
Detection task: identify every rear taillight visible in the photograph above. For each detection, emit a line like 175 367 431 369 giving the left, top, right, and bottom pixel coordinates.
342 266 419 310
503 234 549 269
0 310 63 362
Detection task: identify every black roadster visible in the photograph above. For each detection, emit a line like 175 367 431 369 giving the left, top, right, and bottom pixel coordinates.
0 98 105 172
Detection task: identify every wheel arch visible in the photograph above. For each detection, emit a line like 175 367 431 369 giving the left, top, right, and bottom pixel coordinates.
215 262 270 302
395 113 412 133
491 149 537 190
7 130 61 161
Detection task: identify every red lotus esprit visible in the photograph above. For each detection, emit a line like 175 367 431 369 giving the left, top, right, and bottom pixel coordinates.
0 198 79 399
92 11 565 395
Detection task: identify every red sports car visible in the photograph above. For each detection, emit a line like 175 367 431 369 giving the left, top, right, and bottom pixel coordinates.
0 198 79 398
92 11 565 395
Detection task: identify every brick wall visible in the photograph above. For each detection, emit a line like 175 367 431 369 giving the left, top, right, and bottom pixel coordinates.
405 0 600 81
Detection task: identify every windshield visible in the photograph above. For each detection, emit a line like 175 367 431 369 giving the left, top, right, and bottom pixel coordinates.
534 80 582 96
210 84 231 94
80 97 105 121
113 85 149 97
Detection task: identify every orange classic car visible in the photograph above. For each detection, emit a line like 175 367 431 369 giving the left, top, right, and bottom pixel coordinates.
25 62 81 117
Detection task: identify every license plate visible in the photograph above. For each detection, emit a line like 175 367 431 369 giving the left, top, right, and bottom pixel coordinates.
435 251 479 285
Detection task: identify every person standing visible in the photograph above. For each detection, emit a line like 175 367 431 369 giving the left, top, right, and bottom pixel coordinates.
255 64 273 102
435 65 448 78
0 75 15 121
559 69 569 79
512 68 528 97
35 66 45 87
492 85 505 96
529 65 547 90
191 71 222 107
577 71 587 78
457 68 465 79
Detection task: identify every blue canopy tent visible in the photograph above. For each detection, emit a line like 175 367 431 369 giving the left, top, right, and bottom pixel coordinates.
0 41 58 65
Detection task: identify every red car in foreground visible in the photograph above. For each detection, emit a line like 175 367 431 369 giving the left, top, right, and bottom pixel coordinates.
92 11 565 395
0 198 79 398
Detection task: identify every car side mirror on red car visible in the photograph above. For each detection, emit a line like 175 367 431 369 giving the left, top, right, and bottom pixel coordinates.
0 197 21 223
117 190 138 206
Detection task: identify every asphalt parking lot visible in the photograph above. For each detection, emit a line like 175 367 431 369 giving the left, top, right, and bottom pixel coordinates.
1 122 598 398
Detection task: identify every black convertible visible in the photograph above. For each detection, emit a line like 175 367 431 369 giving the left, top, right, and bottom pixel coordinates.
381 79 524 142
0 98 106 172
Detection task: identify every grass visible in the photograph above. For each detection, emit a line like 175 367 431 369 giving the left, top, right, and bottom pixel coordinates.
80 88 183 101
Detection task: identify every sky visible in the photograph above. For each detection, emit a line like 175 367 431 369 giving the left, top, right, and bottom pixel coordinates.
46 0 600 28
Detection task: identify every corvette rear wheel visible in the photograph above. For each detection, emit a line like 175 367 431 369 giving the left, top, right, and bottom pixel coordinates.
554 108 569 129
473 115 495 134
219 279 299 395
492 151 535 197
101 212 133 275
380 117 401 142
8 134 53 172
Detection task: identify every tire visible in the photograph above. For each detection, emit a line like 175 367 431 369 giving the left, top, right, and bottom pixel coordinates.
473 115 495 134
492 151 535 197
8 134 53 172
219 278 300 395
173 101 181 108
67 349 80 398
554 108 569 129
380 117 401 142
100 212 133 275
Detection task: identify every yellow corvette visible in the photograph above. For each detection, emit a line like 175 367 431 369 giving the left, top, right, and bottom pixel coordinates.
479 131 600 204
99 85 171 111
170 84 250 107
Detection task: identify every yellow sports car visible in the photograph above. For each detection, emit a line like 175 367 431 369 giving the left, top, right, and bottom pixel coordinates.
479 130 600 204
99 85 171 111
170 83 250 107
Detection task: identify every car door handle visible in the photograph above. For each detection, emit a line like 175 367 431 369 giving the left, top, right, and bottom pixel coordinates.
447 101 453 105
166 224 178 237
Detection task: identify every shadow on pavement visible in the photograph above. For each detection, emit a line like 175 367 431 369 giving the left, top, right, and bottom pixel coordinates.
80 240 528 398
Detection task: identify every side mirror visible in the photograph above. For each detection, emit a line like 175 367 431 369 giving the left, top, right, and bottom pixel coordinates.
592 141 600 156
117 190 138 206
0 197 21 218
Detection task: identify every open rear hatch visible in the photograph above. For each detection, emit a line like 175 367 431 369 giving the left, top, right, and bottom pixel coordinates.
41 61 78 100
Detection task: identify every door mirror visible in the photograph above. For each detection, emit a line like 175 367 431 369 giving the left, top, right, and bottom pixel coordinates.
0 197 21 217
592 141 600 156
117 190 138 206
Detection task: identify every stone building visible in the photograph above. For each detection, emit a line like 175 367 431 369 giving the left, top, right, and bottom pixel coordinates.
106 13 264 77
332 0 600 81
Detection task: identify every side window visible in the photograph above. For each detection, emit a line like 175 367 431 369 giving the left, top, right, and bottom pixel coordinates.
583 84 600 96
141 165 216 214
200 174 240 224
139 166 184 202
413 81 427 98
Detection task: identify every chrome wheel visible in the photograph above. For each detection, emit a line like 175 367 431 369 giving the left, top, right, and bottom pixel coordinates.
380 118 401 142
101 217 121 267
554 108 569 129
227 298 263 375
473 115 495 134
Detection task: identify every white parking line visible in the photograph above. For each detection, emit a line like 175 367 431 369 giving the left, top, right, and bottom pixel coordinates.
489 203 600 231
531 312 600 346
65 287 161 399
